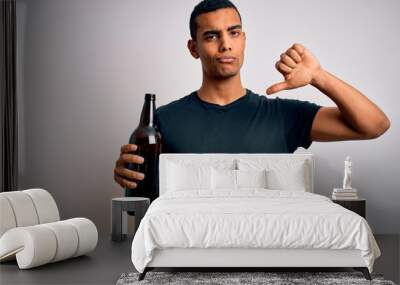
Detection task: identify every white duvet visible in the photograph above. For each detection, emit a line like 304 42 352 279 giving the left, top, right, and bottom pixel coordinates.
131 189 381 273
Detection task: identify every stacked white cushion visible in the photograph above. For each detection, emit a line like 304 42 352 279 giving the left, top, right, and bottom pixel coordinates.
0 195 17 237
0 189 97 269
0 225 57 267
0 189 59 236
64 218 98 257
42 221 79 262
23 188 60 223
0 218 97 269
1 191 40 227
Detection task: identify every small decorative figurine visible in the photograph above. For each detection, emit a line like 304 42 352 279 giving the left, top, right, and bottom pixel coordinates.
342 156 352 190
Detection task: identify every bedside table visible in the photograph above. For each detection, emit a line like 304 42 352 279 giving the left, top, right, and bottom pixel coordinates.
111 197 150 242
332 198 366 218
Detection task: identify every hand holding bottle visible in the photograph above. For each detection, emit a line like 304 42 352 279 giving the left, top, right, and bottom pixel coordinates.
118 93 161 203
113 144 145 189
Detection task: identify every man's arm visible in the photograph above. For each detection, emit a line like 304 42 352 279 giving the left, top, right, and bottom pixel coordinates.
310 69 390 141
266 43 390 142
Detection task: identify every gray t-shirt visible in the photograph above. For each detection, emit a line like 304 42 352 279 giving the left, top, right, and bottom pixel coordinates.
155 88 322 153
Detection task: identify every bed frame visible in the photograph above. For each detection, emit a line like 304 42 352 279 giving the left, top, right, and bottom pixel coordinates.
137 153 372 281
140 248 371 280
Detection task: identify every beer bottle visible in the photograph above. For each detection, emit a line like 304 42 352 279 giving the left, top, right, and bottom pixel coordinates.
125 93 162 204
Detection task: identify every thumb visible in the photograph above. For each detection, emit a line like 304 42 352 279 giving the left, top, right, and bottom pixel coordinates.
266 81 289 95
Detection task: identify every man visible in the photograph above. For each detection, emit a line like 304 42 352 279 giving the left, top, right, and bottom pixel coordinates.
114 0 390 191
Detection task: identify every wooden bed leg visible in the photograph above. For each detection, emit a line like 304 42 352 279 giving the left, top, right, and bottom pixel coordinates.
354 267 372 280
138 268 147 281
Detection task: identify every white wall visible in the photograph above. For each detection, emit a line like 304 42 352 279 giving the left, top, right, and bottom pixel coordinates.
16 0 399 234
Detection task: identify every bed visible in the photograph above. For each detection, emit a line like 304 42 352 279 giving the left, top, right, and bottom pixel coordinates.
130 153 381 281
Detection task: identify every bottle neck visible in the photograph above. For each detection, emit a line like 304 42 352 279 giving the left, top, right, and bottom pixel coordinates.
138 98 156 127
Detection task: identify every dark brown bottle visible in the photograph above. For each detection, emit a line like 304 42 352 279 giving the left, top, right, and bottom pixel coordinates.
125 93 162 204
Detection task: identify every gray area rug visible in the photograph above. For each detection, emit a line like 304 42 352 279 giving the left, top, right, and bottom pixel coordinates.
116 271 397 285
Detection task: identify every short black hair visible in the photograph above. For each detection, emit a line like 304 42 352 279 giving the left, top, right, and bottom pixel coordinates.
189 0 242 41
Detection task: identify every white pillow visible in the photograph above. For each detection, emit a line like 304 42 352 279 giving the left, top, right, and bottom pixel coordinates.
237 159 308 191
166 162 212 191
211 168 237 190
266 165 306 191
211 168 268 190
166 158 236 170
236 169 268 188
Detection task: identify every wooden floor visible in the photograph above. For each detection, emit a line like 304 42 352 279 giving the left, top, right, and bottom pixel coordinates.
0 235 398 285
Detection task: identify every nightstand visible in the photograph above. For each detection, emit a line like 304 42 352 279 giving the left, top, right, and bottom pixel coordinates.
111 197 150 242
332 198 366 218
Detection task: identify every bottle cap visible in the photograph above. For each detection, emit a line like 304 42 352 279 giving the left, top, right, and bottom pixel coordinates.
145 93 156 100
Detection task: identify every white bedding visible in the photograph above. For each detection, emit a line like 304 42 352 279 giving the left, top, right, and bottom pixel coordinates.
131 189 380 273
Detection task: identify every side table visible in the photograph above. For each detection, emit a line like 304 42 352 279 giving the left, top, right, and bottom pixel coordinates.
332 197 366 218
111 197 150 242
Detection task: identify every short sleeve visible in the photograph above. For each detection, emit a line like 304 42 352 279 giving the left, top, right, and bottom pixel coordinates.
278 97 322 153
154 107 161 129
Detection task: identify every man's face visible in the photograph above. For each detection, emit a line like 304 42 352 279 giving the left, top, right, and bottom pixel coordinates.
188 8 246 80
